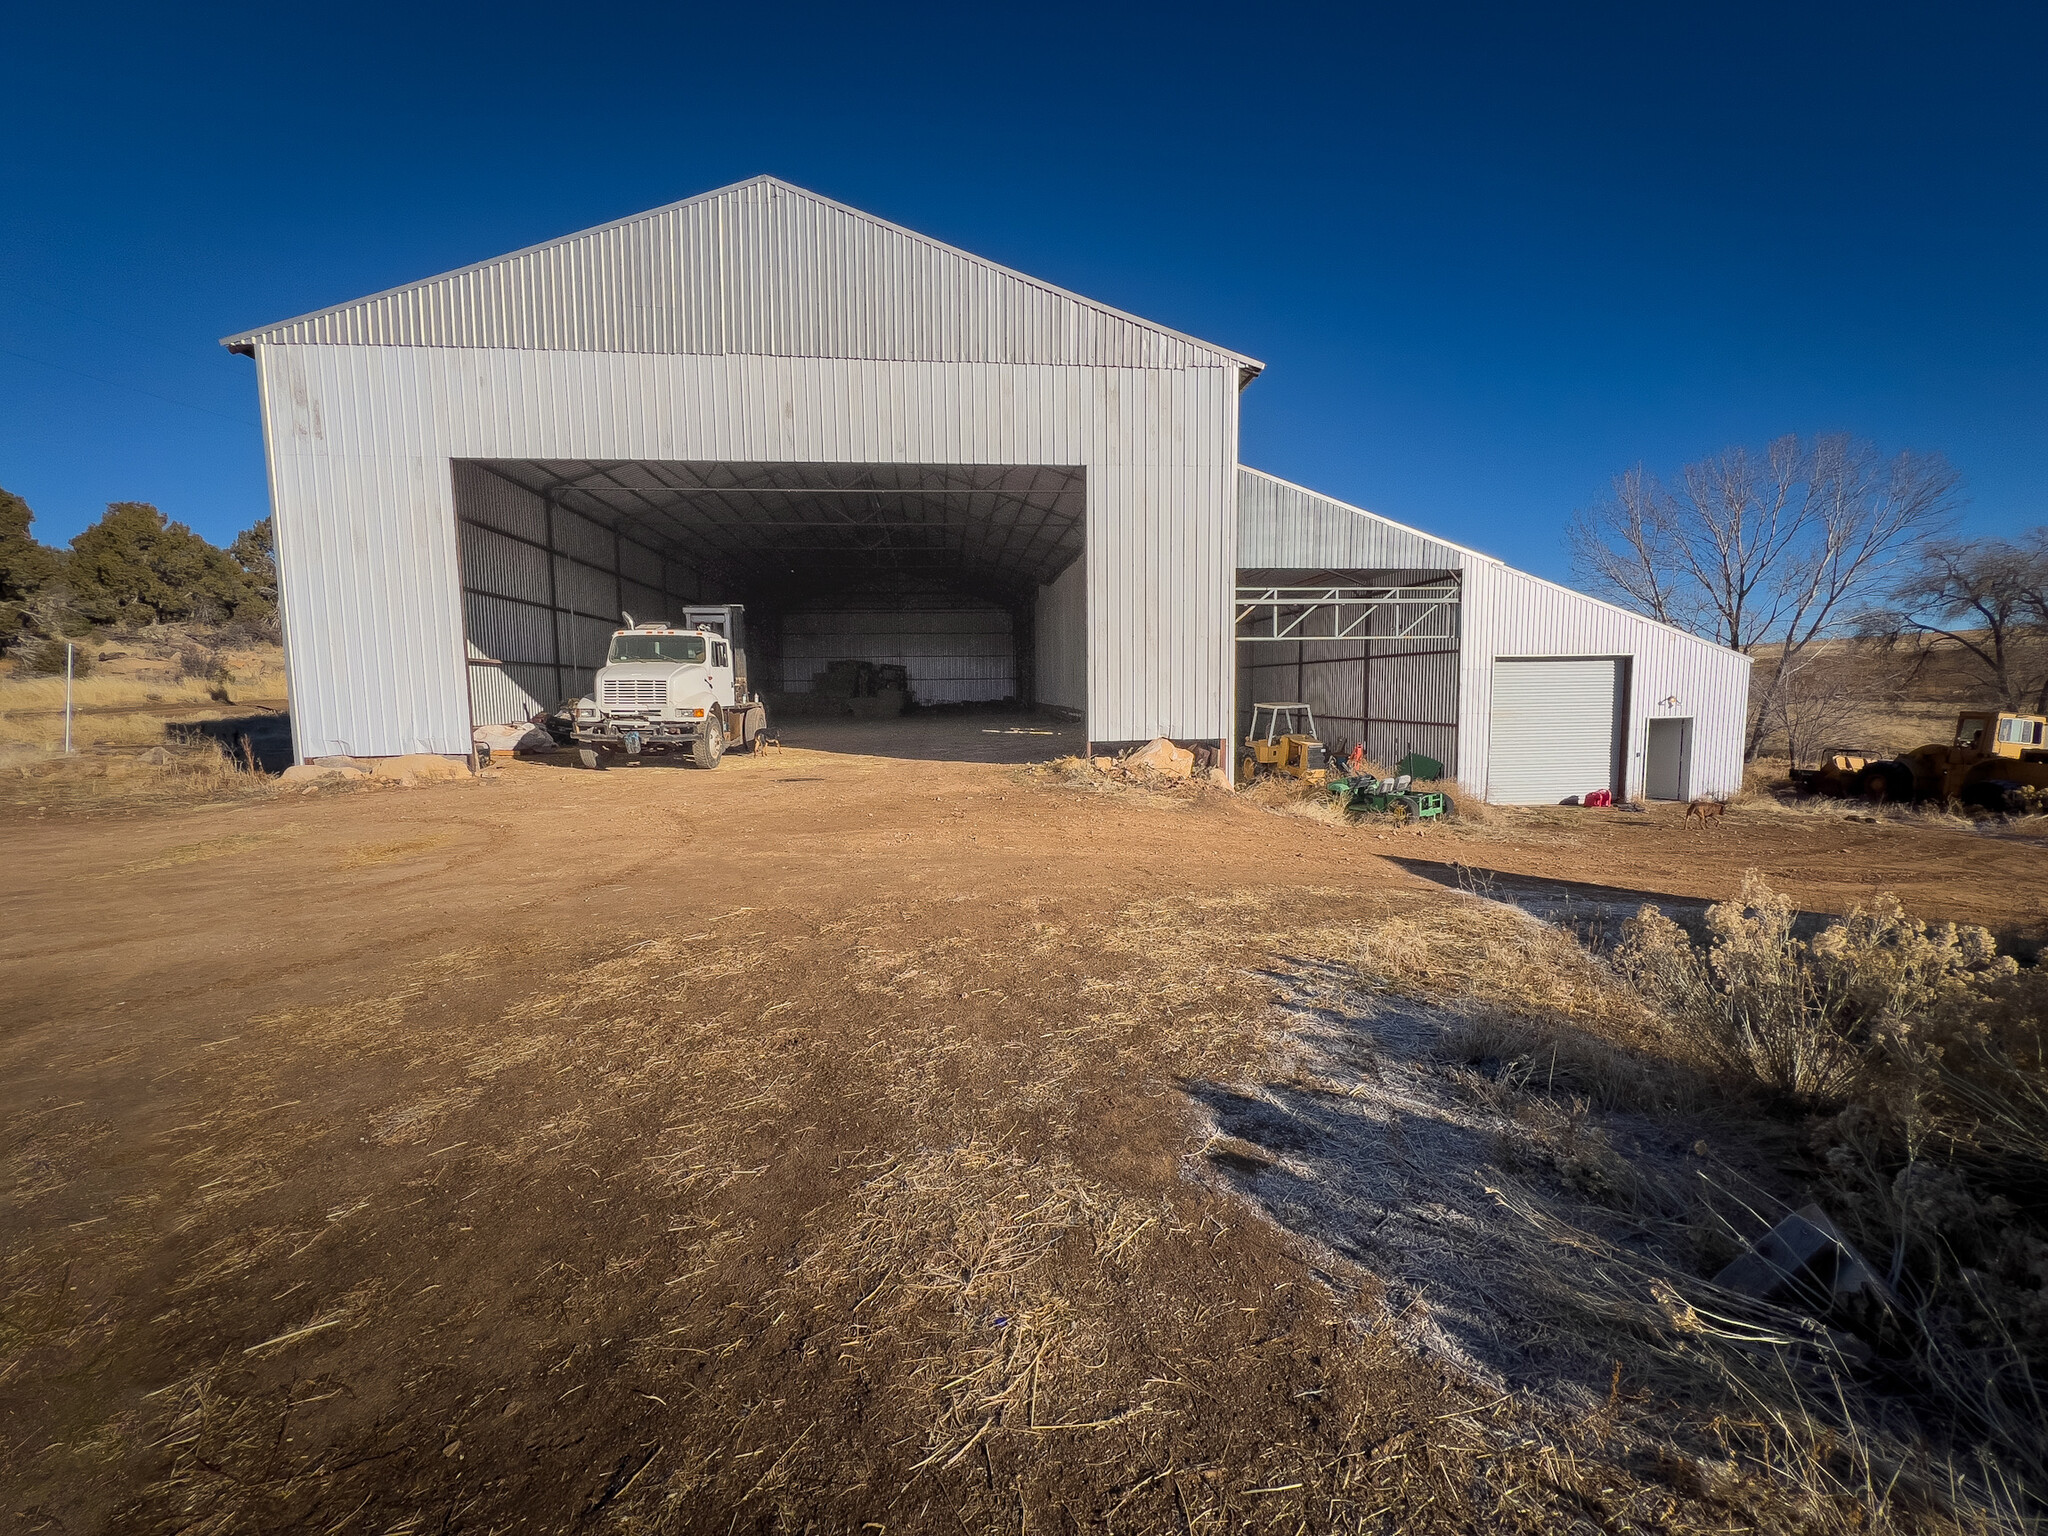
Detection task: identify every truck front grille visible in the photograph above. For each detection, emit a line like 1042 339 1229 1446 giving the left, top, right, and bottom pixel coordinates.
601 678 666 711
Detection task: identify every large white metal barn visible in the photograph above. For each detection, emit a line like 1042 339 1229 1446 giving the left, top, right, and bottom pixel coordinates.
225 176 1748 803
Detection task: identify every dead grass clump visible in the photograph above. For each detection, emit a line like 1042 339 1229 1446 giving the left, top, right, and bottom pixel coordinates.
1239 773 1350 825
1022 753 1210 804
811 1143 1158 1463
1418 778 1492 823
1444 1011 1702 1115
1349 893 1654 1041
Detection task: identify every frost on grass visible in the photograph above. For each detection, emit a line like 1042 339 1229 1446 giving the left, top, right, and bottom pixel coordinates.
1190 882 2048 1531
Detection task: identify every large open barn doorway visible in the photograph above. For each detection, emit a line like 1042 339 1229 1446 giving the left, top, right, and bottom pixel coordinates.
1234 571 1462 775
451 460 1085 753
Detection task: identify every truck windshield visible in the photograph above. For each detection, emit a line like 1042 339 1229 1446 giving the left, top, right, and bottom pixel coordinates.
608 634 705 664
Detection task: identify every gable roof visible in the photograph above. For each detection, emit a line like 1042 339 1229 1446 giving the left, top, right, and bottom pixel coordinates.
222 176 1262 377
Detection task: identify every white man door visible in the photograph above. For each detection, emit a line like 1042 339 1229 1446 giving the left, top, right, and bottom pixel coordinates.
1485 657 1627 804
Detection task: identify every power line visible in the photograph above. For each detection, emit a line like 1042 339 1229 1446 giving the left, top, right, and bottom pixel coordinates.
0 346 256 427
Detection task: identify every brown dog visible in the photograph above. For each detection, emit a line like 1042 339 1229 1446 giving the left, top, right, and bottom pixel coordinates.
1684 798 1727 830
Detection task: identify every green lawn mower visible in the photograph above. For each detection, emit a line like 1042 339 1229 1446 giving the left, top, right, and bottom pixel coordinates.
1328 772 1446 821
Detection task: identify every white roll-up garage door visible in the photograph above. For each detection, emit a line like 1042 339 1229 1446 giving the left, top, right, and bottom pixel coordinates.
1486 658 1626 804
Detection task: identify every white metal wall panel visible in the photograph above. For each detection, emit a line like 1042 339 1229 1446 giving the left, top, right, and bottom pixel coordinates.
1034 556 1086 712
1237 468 1467 571
256 345 1239 757
781 607 1014 705
1485 659 1625 804
227 178 1255 375
1458 562 1750 802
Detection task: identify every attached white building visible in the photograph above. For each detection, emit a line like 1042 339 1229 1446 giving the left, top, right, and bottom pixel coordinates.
225 176 1748 803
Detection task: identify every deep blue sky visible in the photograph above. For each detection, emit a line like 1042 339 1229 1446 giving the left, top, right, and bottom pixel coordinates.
4 2 2042 581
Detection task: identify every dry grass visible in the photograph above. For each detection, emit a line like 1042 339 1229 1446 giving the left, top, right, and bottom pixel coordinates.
0 672 222 713
0 740 284 817
1239 771 1353 825
1296 881 2048 1531
0 632 287 754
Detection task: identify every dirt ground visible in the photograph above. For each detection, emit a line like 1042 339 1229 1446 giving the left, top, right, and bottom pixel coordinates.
6 715 2044 1533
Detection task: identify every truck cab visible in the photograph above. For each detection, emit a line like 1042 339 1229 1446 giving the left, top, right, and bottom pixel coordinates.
1968 711 2046 761
572 606 765 768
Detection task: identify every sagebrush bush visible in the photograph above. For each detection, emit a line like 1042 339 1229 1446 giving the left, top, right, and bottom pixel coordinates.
176 642 222 680
1617 874 2048 1481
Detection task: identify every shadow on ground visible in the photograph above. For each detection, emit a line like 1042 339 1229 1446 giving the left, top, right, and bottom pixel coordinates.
170 711 295 773
767 708 1082 765
1386 858 1839 943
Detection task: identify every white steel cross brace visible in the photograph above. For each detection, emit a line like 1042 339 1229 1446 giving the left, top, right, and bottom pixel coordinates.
1233 583 1460 644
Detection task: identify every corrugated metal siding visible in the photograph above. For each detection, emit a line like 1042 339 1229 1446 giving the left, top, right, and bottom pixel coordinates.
1240 642 1459 775
781 607 1014 705
1034 556 1086 712
1237 468 1468 571
1458 561 1751 801
228 179 1253 372
258 345 1238 757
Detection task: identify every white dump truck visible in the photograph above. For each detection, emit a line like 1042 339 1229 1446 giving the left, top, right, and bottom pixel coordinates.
571 605 768 768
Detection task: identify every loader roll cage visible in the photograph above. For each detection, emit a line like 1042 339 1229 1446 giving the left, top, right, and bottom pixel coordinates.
1248 703 1318 742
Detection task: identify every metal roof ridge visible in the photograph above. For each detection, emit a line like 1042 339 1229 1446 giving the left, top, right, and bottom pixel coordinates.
220 174 1265 371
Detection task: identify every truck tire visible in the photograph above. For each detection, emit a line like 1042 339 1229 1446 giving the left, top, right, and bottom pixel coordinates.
688 715 726 769
1857 762 1913 804
1961 778 2021 813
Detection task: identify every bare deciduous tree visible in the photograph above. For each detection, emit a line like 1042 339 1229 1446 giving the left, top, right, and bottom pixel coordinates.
1569 434 1960 758
1760 649 1885 767
1864 528 2048 713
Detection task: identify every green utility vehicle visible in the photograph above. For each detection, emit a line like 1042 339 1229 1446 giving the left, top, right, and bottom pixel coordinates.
1330 772 1446 821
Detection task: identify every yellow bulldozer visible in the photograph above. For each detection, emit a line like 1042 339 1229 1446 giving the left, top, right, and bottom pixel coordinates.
1242 702 1330 786
1792 709 2048 811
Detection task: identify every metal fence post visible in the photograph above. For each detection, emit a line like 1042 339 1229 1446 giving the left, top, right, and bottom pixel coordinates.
64 642 75 754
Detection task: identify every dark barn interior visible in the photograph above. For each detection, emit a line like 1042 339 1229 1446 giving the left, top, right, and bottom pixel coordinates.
452 459 1084 726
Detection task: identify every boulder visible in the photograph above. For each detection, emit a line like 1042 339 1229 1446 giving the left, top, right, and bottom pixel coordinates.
1126 737 1194 779
473 721 552 755
370 753 471 782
